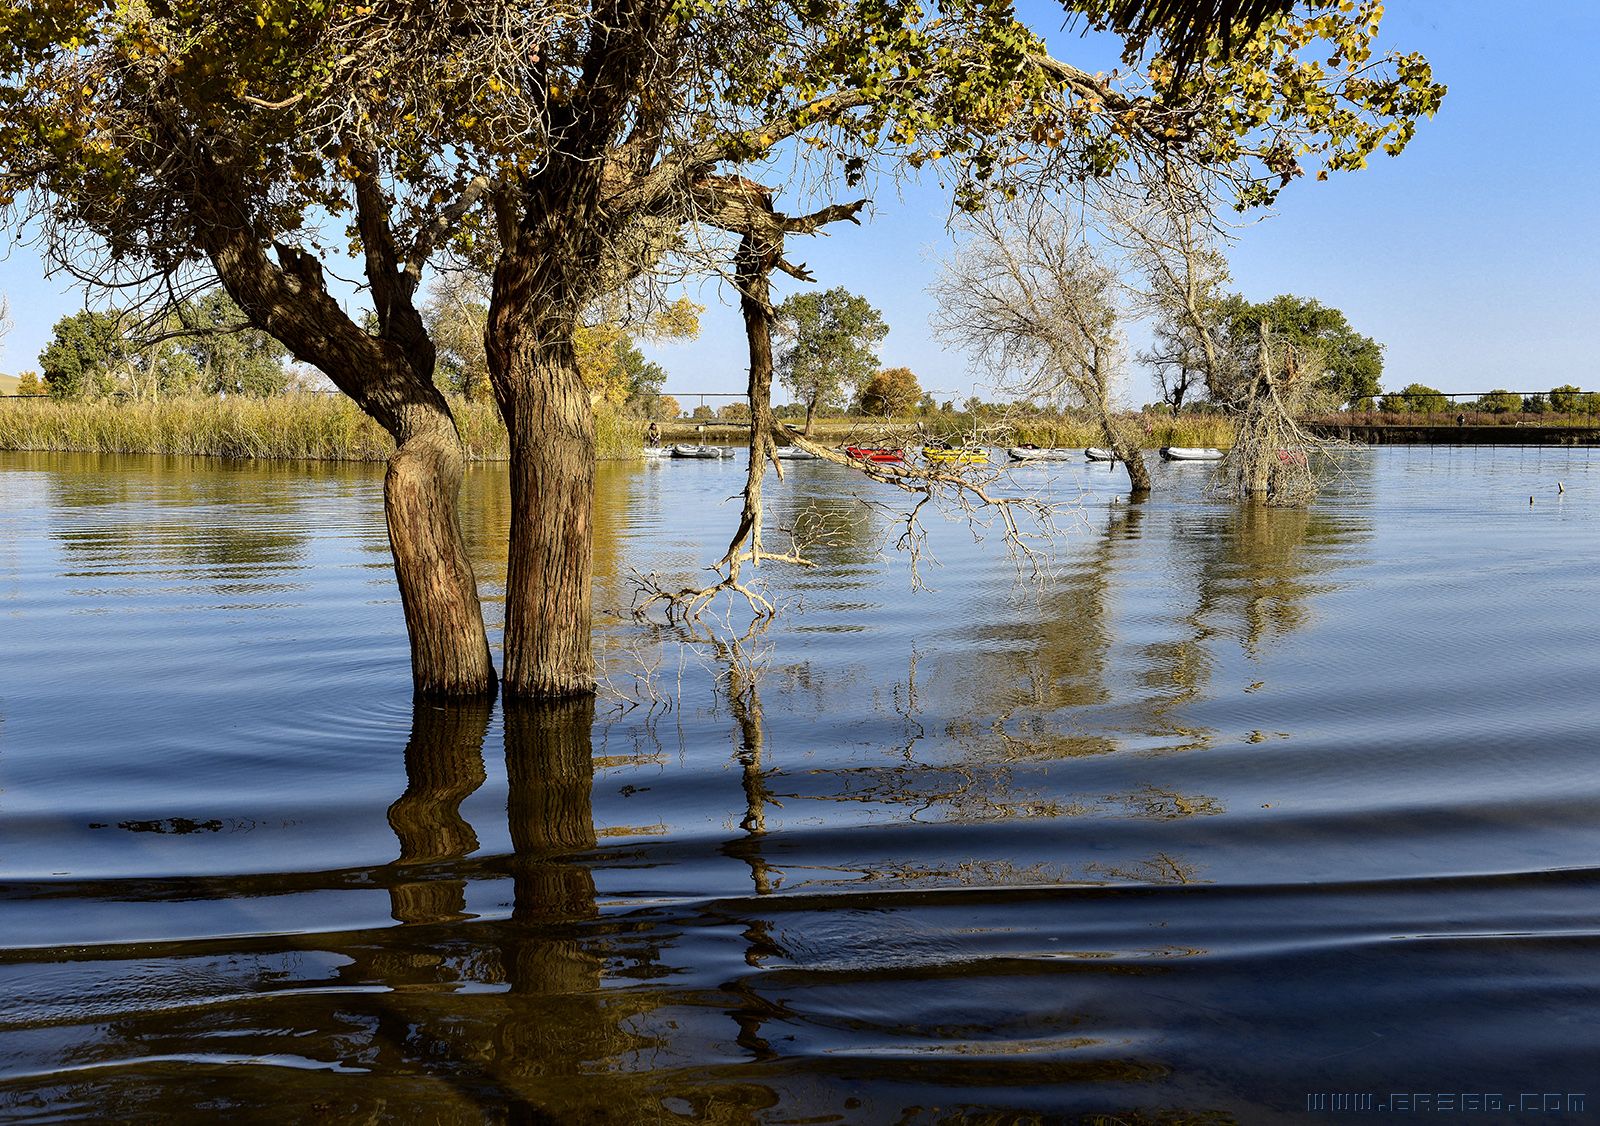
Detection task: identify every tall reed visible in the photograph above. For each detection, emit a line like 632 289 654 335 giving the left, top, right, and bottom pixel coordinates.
0 395 642 461
1004 413 1235 449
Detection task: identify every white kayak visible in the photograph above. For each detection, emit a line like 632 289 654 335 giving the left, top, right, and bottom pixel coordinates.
1160 446 1226 461
1084 447 1120 462
1007 446 1080 461
671 444 728 459
641 446 670 458
773 446 820 460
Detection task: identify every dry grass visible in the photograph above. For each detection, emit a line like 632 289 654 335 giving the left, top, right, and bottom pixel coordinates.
0 395 642 461
1005 412 1235 450
662 411 1237 450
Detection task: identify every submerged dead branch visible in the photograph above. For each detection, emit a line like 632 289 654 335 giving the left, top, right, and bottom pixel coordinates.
633 187 1066 637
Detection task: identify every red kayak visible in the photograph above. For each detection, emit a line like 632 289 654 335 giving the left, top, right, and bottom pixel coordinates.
844 445 904 464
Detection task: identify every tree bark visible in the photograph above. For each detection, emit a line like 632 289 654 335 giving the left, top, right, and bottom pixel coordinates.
500 355 596 698
1119 439 1153 496
1094 372 1151 498
487 217 598 699
721 231 781 565
386 403 498 697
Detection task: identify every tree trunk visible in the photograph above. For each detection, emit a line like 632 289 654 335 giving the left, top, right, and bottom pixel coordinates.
189 170 496 699
720 231 781 567
385 402 498 697
498 345 596 699
1097 400 1151 498
1121 442 1152 496
804 394 817 436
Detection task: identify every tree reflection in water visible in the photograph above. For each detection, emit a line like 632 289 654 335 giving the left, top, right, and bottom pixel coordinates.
364 696 779 1121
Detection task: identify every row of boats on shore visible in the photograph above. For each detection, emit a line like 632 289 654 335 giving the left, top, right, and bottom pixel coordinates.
648 443 1229 463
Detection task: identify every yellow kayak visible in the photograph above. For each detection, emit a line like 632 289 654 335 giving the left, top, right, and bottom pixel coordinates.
922 446 989 465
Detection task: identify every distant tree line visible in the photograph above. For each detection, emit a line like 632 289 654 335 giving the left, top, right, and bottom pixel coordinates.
1376 383 1598 417
36 292 290 400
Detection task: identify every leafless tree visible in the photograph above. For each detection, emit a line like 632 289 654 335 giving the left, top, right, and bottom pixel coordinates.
933 200 1152 496
1081 165 1236 414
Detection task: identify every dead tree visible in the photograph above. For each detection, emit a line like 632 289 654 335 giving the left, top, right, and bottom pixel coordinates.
1220 322 1319 504
933 201 1151 497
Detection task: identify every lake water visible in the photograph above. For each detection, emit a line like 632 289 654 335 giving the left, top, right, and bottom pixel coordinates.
2 446 1598 1123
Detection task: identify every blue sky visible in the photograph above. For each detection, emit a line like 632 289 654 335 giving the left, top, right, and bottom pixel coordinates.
4 2 1596 402
647 1 1600 404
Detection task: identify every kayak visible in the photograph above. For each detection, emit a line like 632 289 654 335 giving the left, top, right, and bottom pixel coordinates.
641 446 670 458
923 446 989 465
1160 446 1226 461
1084 448 1120 462
671 444 728 459
773 446 820 460
1007 446 1079 461
844 445 904 464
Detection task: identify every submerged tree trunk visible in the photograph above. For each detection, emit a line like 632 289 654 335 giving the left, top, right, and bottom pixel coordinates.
488 219 598 699
721 231 781 565
500 355 596 698
1091 361 1150 498
1116 430 1153 496
385 402 498 696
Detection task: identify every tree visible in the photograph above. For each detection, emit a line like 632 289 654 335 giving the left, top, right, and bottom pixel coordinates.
656 394 682 420
3 0 1443 699
1084 167 1233 417
15 370 43 396
4 3 500 696
1144 271 1229 415
933 201 1152 494
691 405 714 421
718 401 752 421
1381 383 1448 414
1476 390 1522 414
424 275 492 402
176 290 290 397
39 312 126 400
774 289 888 434
425 279 696 409
857 367 922 418
1549 385 1584 415
1216 295 1383 409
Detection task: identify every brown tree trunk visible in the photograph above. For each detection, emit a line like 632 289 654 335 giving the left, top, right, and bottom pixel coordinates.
1099 407 1151 498
386 402 498 697
1122 443 1153 496
804 394 817 435
497 340 596 699
720 232 781 565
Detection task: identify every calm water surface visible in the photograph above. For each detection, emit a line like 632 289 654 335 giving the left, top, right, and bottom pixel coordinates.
2 446 1598 1123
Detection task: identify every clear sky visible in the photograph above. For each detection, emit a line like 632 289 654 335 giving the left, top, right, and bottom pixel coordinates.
644 1 1600 405
3 2 1596 402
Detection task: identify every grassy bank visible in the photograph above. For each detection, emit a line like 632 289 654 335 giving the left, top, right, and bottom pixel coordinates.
1006 414 1235 449
665 412 1237 449
0 395 643 461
